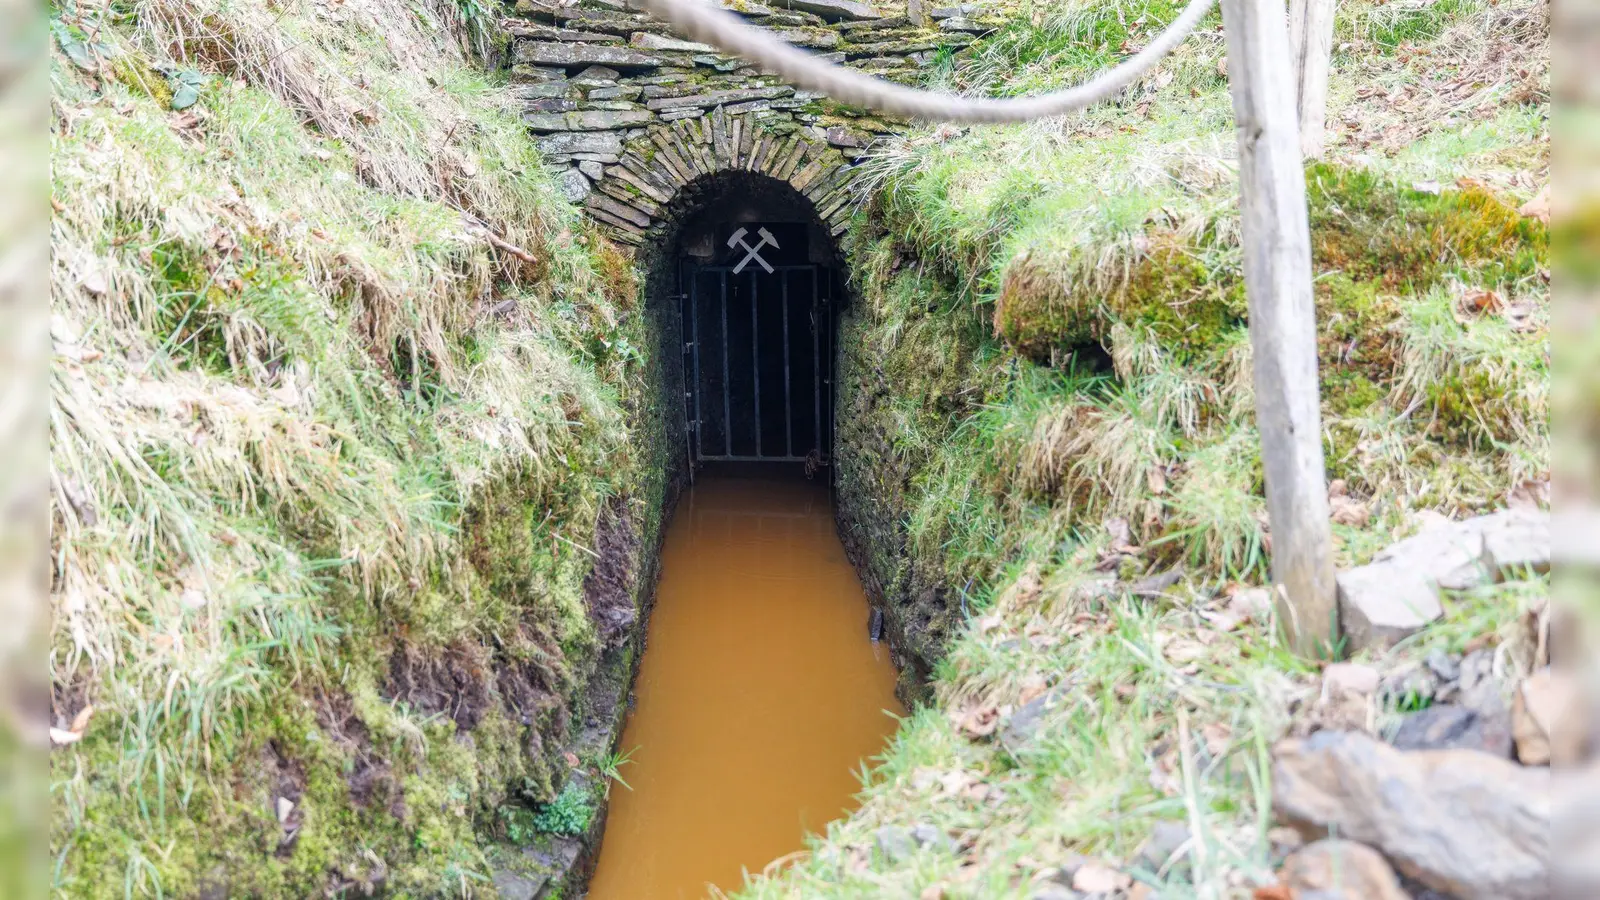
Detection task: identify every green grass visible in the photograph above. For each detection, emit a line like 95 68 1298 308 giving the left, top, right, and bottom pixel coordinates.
48 0 656 893
750 0 1549 895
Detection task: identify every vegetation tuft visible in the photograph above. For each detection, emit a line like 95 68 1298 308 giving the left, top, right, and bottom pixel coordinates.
48 0 662 894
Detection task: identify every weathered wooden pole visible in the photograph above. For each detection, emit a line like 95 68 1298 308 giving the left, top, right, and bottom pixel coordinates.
1221 0 1340 656
1288 0 1336 158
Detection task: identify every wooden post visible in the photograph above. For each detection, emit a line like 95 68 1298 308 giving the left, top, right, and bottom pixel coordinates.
1221 0 1339 656
1288 0 1336 158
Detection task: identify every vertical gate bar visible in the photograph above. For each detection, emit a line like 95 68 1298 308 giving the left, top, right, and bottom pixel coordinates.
751 270 761 458
721 269 732 458
681 259 694 482
690 267 703 462
811 267 821 459
782 271 792 458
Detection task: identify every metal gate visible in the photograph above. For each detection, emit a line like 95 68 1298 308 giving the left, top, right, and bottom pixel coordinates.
681 262 832 463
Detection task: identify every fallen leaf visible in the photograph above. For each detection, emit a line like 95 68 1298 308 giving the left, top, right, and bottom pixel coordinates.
939 769 977 795
1201 721 1232 757
920 886 944 900
1146 466 1167 495
1456 287 1504 319
1329 495 1370 527
1226 586 1273 622
79 267 108 296
563 751 580 768
1128 884 1153 900
1502 298 1540 333
954 702 1000 739
1105 517 1133 549
49 727 83 747
1253 886 1292 900
1518 184 1551 224
1072 862 1131 893
1327 478 1348 498
69 704 94 735
1163 638 1208 664
1199 607 1243 632
1017 675 1048 705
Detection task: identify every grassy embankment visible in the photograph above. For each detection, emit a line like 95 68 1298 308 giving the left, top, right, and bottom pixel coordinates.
49 0 667 894
754 0 1549 895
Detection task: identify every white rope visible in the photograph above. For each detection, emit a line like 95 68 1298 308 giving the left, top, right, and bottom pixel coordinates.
631 0 1217 124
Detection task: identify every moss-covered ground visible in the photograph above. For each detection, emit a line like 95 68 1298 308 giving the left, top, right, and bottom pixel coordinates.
48 0 671 894
748 0 1550 896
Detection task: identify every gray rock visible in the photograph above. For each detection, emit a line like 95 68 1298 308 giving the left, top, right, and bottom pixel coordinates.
586 85 643 101
490 837 582 900
1000 688 1069 747
1375 521 1494 592
573 65 623 84
510 81 577 101
938 15 992 32
523 108 654 133
506 23 621 43
1134 821 1191 875
1336 560 1442 651
578 160 605 180
630 32 717 52
511 64 568 83
825 125 864 147
535 130 624 157
490 868 550 900
1272 730 1550 900
1471 508 1550 576
1424 648 1460 682
1283 840 1411 900
1388 702 1513 757
516 42 669 71
911 822 954 853
778 0 882 20
557 168 592 203
874 825 914 862
524 97 579 113
646 85 795 112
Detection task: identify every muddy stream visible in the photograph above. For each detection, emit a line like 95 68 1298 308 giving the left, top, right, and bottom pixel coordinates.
586 473 903 898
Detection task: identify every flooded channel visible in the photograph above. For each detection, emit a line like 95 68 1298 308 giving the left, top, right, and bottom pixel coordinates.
586 472 903 899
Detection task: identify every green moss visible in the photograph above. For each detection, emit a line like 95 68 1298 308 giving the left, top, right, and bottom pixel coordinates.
1321 368 1384 416
1306 163 1546 289
994 234 1245 362
110 52 174 107
992 166 1544 373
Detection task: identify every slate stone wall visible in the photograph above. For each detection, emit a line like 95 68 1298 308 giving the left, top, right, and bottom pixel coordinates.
502 0 994 243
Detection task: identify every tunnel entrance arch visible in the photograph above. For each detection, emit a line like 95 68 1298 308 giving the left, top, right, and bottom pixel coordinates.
643 169 847 474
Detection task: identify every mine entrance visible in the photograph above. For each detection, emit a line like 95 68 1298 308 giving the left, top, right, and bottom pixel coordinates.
682 259 833 464
661 174 842 471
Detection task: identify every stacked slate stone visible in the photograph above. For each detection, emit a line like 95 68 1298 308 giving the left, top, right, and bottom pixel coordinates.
501 0 996 244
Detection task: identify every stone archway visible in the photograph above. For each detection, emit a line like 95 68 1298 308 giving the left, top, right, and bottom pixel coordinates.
503 0 991 243
573 108 863 246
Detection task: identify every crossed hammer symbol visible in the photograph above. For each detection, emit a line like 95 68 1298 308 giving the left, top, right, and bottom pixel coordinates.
727 226 777 274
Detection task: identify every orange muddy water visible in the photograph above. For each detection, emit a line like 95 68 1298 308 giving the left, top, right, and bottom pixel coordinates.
586 473 903 899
